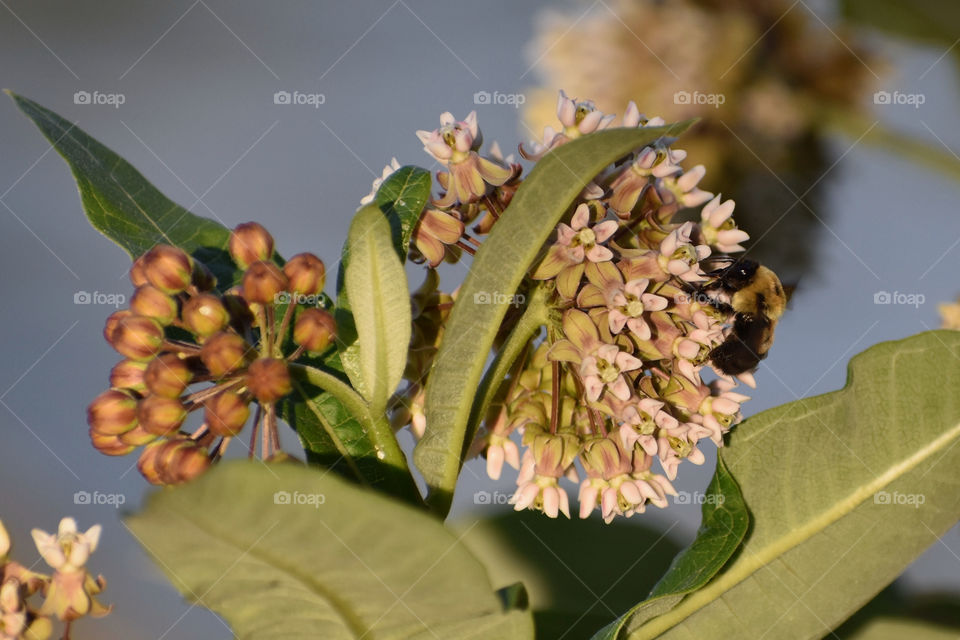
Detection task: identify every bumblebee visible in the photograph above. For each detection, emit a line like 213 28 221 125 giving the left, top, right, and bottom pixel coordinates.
698 259 789 375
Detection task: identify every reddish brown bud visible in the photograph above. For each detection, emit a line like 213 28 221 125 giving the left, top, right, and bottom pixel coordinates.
141 245 193 293
103 309 133 344
109 359 148 392
182 293 231 337
200 332 254 378
144 354 193 398
229 222 275 269
153 438 210 484
90 427 136 457
293 308 337 353
246 358 292 403
109 315 165 361
205 391 250 437
137 441 165 484
118 424 160 446
88 389 138 435
191 260 217 291
130 284 178 325
137 395 187 436
283 253 326 296
242 261 288 305
130 254 149 287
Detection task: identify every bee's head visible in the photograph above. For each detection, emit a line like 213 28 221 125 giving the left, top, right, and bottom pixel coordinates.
721 259 759 289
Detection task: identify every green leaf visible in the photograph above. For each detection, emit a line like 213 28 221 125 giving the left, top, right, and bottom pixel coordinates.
842 0 960 50
342 204 412 415
840 618 960 640
415 121 695 515
619 330 960 640
590 456 748 639
374 165 432 261
6 91 238 288
127 461 534 639
335 166 430 397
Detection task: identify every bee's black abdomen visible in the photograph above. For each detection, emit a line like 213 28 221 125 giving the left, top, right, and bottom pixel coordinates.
708 312 769 375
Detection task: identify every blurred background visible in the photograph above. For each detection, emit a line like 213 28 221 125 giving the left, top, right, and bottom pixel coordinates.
1 0 959 637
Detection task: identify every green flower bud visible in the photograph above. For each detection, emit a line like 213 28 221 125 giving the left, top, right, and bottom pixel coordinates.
283 253 326 296
242 261 288 305
200 332 254 378
144 353 193 398
205 391 250 437
246 358 292 403
141 245 193 293
182 293 231 337
137 395 187 436
293 308 336 353
109 359 148 392
87 389 138 435
229 222 274 269
130 284 178 325
118 424 159 447
109 315 164 361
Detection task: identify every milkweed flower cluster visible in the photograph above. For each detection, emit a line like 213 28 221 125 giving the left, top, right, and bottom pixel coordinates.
0 518 109 639
388 91 765 522
87 223 336 485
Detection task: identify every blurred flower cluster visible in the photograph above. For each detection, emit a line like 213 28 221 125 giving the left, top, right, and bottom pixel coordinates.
523 0 879 273
87 224 335 485
0 518 108 639
385 91 767 522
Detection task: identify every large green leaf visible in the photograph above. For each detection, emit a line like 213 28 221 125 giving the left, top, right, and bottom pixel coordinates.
7 91 238 287
415 121 695 515
618 330 960 639
590 456 748 639
342 204 412 415
128 462 534 639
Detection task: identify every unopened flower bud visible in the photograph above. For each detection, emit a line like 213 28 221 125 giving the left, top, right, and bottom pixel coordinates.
103 310 133 343
191 260 217 291
242 261 288 305
182 294 230 337
205 391 250 437
137 441 164 485
144 354 193 398
246 358 292 403
87 389 138 435
130 254 149 287
283 253 326 296
0 520 10 558
109 359 148 392
109 315 164 361
118 424 159 447
293 308 336 353
89 427 136 456
200 332 254 378
141 245 194 293
154 439 209 484
229 222 274 269
137 395 187 436
130 285 178 325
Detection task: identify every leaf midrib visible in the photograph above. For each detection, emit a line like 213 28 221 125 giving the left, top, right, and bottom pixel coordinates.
636 418 960 639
